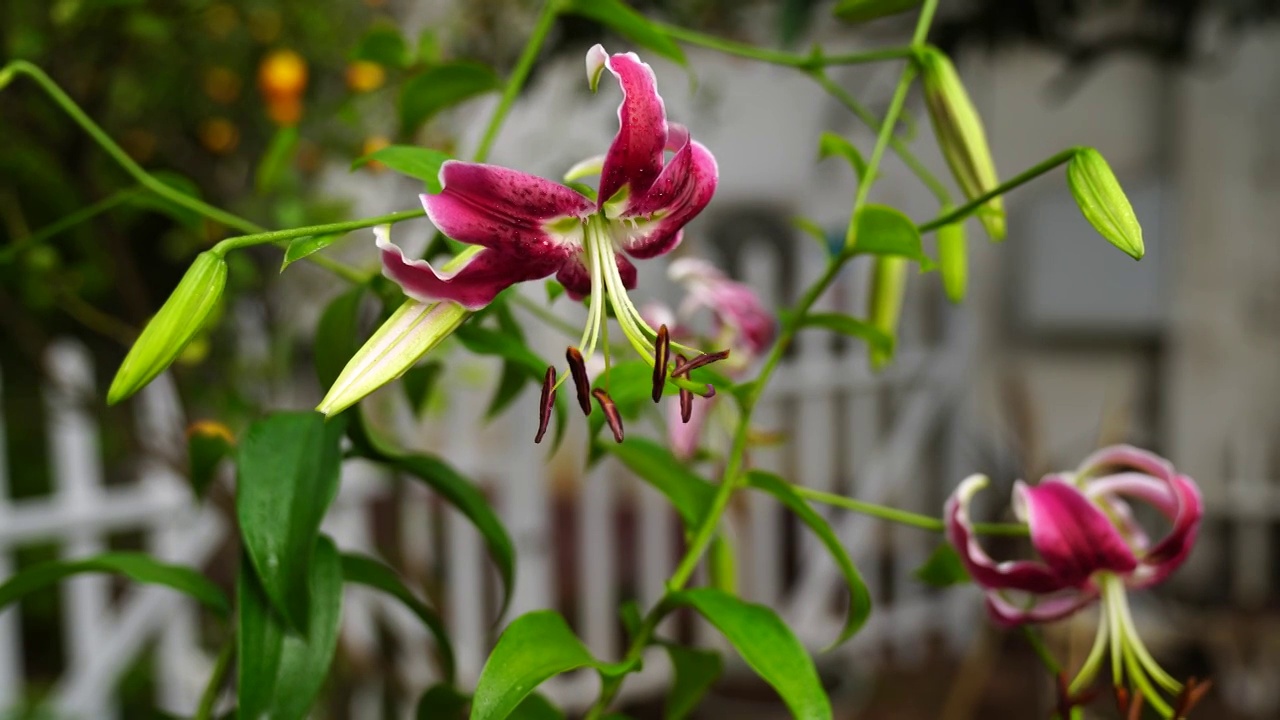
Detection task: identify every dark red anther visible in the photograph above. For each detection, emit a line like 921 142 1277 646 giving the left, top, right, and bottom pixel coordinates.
1053 672 1098 720
651 324 670 403
673 348 731 375
1172 677 1211 718
566 347 592 416
675 353 694 423
592 388 624 443
1113 686 1130 716
1126 689 1145 720
535 366 556 444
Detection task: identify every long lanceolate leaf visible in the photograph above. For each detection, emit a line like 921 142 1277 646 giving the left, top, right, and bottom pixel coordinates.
667 589 832 720
0 552 228 615
238 536 344 720
602 437 715 529
470 610 634 720
745 471 872 647
236 411 345 633
342 552 457 684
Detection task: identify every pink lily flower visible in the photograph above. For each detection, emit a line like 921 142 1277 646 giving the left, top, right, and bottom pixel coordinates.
946 445 1204 717
377 45 722 443
644 258 776 458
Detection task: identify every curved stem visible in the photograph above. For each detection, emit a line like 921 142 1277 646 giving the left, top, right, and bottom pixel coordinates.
472 0 561 162
212 209 426 254
0 188 141 264
793 485 1028 536
657 22 915 68
194 640 235 720
918 148 1078 233
0 60 366 282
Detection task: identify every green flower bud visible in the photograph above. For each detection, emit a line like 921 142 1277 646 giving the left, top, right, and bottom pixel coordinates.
316 299 468 417
108 251 227 405
937 219 967 304
868 255 908 370
1067 148 1144 260
710 534 738 596
918 47 1006 241
833 0 920 23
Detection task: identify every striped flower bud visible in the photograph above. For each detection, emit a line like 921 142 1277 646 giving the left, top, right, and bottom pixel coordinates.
936 219 967 304
108 252 227 405
918 47 1006 241
1067 148 1144 260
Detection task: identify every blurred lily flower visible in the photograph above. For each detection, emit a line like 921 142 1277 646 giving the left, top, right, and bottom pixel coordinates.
644 258 776 458
378 45 725 442
946 446 1205 718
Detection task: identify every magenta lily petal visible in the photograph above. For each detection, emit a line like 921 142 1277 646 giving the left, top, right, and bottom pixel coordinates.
555 253 637 301
596 47 668 208
379 227 561 310
945 475 1074 594
420 162 592 253
985 587 1099 627
617 138 719 259
1016 478 1138 585
1078 444 1174 480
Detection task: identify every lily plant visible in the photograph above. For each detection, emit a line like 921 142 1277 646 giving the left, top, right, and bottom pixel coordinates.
946 446 1206 718
377 44 728 442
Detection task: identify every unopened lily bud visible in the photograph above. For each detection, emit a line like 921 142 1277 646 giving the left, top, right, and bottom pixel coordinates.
710 534 738 595
936 219 967 303
918 47 1005 241
1067 148 1144 260
108 251 227 405
868 256 907 370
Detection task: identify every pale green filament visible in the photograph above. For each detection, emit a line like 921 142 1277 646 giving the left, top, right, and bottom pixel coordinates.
1069 606 1110 696
1089 573 1183 718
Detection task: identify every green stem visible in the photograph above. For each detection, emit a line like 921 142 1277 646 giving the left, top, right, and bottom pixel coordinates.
212 209 426 254
792 485 1028 536
811 71 951 204
657 22 914 68
194 640 235 720
1021 625 1062 675
918 148 1078 233
472 0 561 162
846 63 918 247
0 188 141 264
0 60 367 283
1 61 261 236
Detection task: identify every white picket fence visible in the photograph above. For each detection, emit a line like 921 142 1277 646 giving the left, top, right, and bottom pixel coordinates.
0 239 1038 718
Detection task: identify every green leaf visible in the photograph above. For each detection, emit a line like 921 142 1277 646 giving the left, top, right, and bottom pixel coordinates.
817 131 867 180
792 312 894 356
314 285 367 391
455 323 546 377
744 472 871 647
470 611 632 720
1067 147 1144 260
342 552 456 683
664 644 722 720
417 29 443 66
833 0 920 23
187 421 233 499
353 25 410 68
352 145 452 193
508 693 564 720
391 454 516 620
271 536 344 720
280 233 345 272
238 537 344 720
256 126 299 194
236 411 345 632
849 204 930 264
668 589 831 720
399 62 502 135
913 543 971 588
601 438 715 528
417 684 469 720
238 554 285 720
562 0 687 67
0 552 228 616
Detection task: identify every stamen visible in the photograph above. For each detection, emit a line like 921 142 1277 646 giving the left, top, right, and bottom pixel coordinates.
1127 689 1145 720
652 325 670 403
1172 678 1211 718
675 353 693 423
566 347 592 416
673 349 731 375
535 366 557 444
1114 687 1131 715
592 388 624 443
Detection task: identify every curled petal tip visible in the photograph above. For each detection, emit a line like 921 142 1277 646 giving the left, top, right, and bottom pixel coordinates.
586 44 609 92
